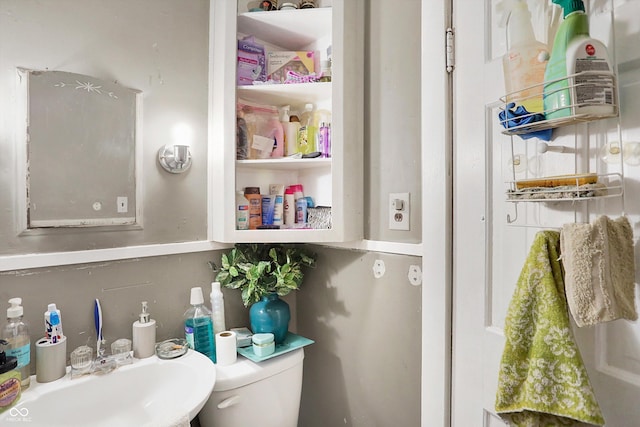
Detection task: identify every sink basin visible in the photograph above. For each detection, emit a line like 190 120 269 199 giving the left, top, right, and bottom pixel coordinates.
0 349 216 426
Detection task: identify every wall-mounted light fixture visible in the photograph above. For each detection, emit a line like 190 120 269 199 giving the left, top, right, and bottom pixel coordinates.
158 144 192 173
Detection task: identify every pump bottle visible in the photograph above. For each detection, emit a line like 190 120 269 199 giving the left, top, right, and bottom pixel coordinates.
500 0 549 114
1 298 30 390
133 301 157 359
184 287 215 362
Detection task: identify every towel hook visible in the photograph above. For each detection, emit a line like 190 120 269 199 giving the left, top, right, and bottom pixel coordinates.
507 203 519 224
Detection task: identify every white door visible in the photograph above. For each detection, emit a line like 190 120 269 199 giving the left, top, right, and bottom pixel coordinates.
453 0 640 426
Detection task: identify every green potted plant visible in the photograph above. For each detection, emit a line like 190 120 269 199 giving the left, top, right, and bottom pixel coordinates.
210 243 316 344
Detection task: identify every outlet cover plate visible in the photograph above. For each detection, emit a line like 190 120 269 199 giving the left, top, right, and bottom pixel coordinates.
389 192 410 230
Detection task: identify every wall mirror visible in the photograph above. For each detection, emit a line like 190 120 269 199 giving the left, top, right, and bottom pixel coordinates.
20 69 142 229
0 0 210 264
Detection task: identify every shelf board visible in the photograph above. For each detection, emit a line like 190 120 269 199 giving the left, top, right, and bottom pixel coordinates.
237 158 331 170
237 82 331 105
237 8 332 50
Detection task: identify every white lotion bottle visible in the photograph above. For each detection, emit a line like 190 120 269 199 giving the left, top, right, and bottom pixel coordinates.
132 301 156 359
210 282 226 335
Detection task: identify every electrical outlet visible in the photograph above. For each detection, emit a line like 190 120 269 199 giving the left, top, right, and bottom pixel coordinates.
117 196 128 213
389 192 410 230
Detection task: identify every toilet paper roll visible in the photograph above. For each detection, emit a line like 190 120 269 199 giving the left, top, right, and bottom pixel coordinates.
215 331 237 366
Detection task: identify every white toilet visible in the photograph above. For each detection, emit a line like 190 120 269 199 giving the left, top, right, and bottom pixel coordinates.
197 348 304 427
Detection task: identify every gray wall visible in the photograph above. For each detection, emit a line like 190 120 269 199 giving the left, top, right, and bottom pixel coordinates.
0 0 209 255
298 248 422 427
0 251 251 361
365 0 422 243
0 0 423 425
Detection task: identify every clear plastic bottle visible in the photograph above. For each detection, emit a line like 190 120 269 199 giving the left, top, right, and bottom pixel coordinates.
210 282 226 335
501 0 549 113
1 298 30 389
297 103 317 155
184 287 216 362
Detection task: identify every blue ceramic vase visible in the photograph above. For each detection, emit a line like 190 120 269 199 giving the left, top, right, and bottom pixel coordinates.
249 294 290 344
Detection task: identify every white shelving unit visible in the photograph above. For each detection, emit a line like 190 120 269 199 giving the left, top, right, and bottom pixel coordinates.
209 0 364 243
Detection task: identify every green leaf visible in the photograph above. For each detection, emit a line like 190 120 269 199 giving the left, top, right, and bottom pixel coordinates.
229 266 238 277
221 253 230 269
215 270 230 285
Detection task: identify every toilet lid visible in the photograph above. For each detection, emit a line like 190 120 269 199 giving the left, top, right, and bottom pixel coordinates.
213 348 304 391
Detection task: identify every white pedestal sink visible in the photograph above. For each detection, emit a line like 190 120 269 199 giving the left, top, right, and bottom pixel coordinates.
0 349 216 426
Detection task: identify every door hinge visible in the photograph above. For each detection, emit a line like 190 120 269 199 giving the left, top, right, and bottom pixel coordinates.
446 27 455 73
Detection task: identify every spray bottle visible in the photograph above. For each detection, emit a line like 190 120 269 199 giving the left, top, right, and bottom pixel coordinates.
499 0 549 114
543 0 615 119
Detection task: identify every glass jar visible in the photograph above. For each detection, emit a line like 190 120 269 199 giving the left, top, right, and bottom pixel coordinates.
259 0 277 11
280 2 297 9
299 0 316 9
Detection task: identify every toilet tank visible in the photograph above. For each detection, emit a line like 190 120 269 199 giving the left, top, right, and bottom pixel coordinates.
198 348 304 427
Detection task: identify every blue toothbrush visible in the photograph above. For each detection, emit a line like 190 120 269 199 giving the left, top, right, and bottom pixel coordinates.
94 299 104 355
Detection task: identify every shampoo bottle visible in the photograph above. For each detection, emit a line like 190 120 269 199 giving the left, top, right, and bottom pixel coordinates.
281 105 300 157
184 287 215 362
210 282 226 335
500 0 549 113
1 298 30 390
132 301 156 359
543 0 615 119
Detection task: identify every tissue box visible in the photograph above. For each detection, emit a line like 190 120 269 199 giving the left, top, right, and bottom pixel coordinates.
267 51 318 83
307 206 332 229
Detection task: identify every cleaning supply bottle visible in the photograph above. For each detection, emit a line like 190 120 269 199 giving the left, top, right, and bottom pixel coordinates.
0 339 21 414
210 282 226 335
184 287 215 362
297 103 317 155
543 0 615 119
1 298 30 390
132 301 156 359
500 0 549 114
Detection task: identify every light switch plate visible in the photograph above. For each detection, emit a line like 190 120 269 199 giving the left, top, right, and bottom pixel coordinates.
389 192 410 230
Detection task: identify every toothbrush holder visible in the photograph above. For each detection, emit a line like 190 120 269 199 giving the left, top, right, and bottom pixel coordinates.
35 336 67 383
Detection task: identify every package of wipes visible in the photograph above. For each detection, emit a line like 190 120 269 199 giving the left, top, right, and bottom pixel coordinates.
237 36 266 86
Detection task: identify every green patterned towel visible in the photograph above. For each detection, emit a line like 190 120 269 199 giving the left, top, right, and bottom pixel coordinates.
495 230 605 427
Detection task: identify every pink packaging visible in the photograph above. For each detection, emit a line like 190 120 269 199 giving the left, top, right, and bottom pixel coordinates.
237 36 266 86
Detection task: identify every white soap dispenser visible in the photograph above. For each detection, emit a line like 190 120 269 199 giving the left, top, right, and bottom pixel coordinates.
132 301 156 359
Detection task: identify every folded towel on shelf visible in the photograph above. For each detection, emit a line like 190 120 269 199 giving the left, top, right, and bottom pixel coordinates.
561 215 637 327
495 231 605 427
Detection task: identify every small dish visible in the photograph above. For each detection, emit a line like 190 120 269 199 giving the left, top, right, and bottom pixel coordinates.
155 338 189 359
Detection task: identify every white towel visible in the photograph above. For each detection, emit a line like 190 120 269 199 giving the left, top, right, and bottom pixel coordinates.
561 215 638 327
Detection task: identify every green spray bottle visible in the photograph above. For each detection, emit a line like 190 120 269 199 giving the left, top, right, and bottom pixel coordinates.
543 0 615 119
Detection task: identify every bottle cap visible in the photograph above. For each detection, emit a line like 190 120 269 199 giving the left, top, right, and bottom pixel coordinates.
7 298 23 318
48 303 58 312
211 282 222 294
190 287 204 305
50 311 60 325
